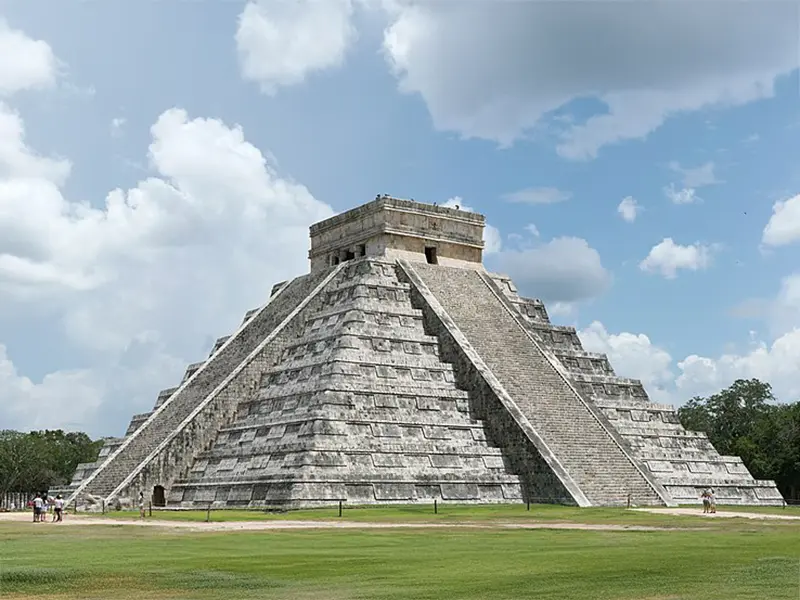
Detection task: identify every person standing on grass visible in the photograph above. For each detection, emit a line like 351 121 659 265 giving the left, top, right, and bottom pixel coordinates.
701 489 710 514
139 491 146 519
709 489 717 514
33 493 43 523
54 495 64 522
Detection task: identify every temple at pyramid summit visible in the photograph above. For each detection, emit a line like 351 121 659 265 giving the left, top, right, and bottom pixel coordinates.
63 196 784 510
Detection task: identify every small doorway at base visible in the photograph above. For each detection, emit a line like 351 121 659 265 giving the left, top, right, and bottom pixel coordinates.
424 246 438 265
152 485 166 507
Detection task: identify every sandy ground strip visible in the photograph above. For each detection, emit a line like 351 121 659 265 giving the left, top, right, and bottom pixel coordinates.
0 511 678 532
3 507 797 531
633 507 800 521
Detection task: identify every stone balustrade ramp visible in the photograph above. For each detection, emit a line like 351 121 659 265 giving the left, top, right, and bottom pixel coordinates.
403 262 670 507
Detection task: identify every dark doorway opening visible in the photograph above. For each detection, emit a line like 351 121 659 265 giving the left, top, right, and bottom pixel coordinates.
357 244 366 257
345 250 355 261
425 246 438 264
153 485 166 507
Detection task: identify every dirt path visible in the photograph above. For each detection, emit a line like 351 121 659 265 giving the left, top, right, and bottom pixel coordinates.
5 507 796 531
0 511 674 532
633 507 800 521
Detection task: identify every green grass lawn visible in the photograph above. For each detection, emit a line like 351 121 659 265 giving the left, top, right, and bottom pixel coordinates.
86 502 798 530
98 503 685 524
1 508 799 600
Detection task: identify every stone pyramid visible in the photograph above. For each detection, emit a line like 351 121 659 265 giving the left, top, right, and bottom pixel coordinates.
63 196 784 509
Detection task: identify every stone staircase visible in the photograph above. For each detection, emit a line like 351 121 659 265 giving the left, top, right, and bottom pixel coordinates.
405 262 670 507
67 267 336 506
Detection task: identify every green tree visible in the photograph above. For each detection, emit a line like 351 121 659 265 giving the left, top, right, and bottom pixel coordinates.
0 429 103 496
678 378 800 500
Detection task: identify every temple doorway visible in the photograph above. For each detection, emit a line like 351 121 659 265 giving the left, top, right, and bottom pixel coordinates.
152 485 166 507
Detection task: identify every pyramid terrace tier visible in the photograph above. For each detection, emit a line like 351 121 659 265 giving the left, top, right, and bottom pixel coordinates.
571 377 650 404
153 387 178 409
202 409 500 455
209 336 231 357
513 299 551 324
124 412 154 436
182 445 522 487
548 349 616 377
170 479 526 508
243 390 477 424
523 322 586 351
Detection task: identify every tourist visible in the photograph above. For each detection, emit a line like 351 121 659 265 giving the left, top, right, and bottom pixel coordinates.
32 493 43 523
54 495 64 522
701 489 710 514
139 491 146 519
709 489 717 514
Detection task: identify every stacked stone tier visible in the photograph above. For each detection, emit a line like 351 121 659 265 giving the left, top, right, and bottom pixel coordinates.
154 387 179 409
210 336 231 357
548 349 615 377
125 412 154 436
181 361 206 384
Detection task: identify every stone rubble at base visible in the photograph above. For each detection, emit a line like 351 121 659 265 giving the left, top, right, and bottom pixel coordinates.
57 196 784 510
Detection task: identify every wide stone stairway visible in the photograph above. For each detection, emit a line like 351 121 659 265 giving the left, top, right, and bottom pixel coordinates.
406 263 669 507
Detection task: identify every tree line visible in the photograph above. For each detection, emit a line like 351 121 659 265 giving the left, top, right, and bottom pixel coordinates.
0 378 797 502
678 378 800 501
0 429 104 499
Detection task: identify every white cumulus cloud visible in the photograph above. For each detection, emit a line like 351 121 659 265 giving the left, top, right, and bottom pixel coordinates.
663 184 700 205
617 196 639 223
490 236 611 303
762 194 800 248
669 161 720 188
639 238 714 279
580 320 800 407
380 2 797 158
503 187 571 205
579 321 674 403
0 26 335 435
0 18 59 95
236 0 357 94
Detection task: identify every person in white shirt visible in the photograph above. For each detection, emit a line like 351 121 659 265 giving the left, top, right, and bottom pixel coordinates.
32 494 43 523
54 495 64 522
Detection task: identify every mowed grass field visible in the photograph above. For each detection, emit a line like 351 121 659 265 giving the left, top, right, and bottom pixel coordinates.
81 501 800 525
1 505 799 600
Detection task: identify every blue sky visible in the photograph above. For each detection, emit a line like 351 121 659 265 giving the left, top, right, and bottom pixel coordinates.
1 1 799 437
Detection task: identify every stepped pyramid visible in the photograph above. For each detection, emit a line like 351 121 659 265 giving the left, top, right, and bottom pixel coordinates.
64 196 784 509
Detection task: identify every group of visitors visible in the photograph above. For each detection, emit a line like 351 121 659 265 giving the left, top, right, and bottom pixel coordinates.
31 493 65 522
701 488 717 514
